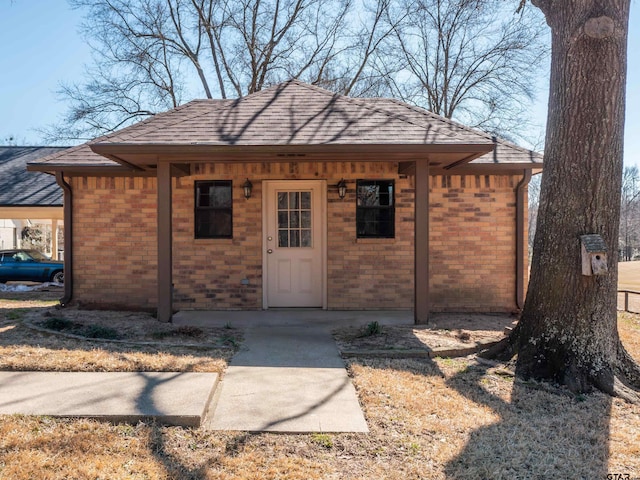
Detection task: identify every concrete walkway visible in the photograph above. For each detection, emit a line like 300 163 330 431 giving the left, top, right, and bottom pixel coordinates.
172 310 413 433
204 325 367 432
0 311 410 431
0 372 218 427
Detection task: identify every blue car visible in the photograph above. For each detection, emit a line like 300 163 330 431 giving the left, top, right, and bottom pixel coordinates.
0 249 64 284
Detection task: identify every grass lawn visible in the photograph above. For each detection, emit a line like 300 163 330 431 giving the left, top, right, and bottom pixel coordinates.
619 261 640 313
1 296 639 479
618 261 640 291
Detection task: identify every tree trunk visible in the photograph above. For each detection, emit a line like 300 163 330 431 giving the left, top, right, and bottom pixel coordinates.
506 0 639 400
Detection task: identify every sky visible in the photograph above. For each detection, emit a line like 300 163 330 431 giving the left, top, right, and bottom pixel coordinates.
0 1 639 169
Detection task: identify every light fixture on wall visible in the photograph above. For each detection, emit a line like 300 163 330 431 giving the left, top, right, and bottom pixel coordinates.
242 178 253 199
337 178 347 200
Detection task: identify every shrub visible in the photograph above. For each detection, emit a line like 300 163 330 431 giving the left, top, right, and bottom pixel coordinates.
81 324 121 340
6 310 25 321
362 321 383 337
174 326 204 337
310 433 334 449
151 326 204 340
220 334 239 348
41 317 76 331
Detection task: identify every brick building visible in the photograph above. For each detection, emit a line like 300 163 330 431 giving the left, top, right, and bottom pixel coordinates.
29 80 542 323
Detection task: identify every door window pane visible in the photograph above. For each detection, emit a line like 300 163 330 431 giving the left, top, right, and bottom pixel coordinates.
290 230 300 247
278 230 289 247
301 192 311 209
278 192 288 209
290 211 300 228
289 192 299 209
301 230 312 247
278 212 288 229
301 211 311 228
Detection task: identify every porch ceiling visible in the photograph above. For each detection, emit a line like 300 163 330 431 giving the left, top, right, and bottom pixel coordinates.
89 142 495 175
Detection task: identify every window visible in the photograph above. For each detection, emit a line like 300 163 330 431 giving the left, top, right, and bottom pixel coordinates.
356 180 395 238
277 191 312 247
195 181 232 238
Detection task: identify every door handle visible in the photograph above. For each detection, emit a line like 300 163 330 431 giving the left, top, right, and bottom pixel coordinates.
267 249 273 254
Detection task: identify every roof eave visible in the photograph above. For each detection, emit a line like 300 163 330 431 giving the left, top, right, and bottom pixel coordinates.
89 142 495 170
27 163 143 175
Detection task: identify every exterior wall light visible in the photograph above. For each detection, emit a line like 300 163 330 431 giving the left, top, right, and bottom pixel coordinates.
242 178 253 199
337 178 347 199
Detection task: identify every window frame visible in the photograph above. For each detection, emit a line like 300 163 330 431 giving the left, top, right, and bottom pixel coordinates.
355 179 395 239
194 180 233 239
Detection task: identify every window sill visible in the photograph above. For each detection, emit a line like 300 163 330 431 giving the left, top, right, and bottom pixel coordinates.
355 237 396 244
194 237 234 242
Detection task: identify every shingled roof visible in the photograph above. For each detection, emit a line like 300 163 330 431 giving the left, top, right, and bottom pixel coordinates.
28 80 542 173
0 146 66 206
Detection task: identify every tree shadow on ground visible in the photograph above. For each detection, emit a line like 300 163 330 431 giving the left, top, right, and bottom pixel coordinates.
0 297 234 374
443 362 611 479
148 422 219 480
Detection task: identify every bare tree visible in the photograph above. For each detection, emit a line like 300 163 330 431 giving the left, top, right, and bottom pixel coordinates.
44 0 548 142
384 0 547 141
489 0 640 402
46 0 396 141
620 165 640 261
527 172 541 258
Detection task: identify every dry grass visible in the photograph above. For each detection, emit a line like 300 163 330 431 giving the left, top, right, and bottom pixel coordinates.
1 356 638 479
1 296 640 479
619 312 640 358
618 262 640 313
334 313 516 353
0 298 235 374
619 261 640 291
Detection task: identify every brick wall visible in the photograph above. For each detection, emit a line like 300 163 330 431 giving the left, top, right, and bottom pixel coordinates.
172 163 262 310
429 175 522 312
170 162 415 310
71 176 157 310
69 166 525 313
326 163 414 310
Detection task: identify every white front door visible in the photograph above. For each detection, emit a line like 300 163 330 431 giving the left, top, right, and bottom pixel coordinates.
263 181 325 308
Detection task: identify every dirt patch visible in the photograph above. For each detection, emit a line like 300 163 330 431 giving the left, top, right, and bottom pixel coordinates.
0 300 236 374
334 313 517 355
24 305 242 348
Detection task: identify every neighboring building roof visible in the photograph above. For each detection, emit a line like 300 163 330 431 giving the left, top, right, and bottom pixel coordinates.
0 146 66 206
28 80 542 173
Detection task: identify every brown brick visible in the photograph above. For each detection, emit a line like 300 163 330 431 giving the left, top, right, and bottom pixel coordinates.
69 168 525 313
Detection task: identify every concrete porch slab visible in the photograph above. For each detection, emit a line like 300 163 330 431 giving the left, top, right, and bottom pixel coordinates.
172 309 413 329
204 324 369 433
0 372 218 427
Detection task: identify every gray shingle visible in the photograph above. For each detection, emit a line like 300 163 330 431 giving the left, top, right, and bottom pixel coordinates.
0 147 66 206
360 98 543 166
96 81 485 146
28 80 542 169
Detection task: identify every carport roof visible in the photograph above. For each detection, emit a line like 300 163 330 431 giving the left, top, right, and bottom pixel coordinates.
0 146 66 206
